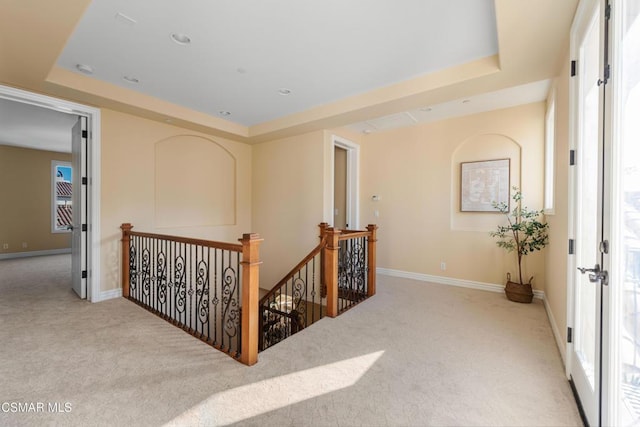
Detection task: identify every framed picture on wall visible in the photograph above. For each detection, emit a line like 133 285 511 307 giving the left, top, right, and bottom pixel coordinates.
460 158 510 212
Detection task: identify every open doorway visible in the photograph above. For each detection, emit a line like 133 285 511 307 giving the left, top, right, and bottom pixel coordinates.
331 135 360 230
0 85 101 302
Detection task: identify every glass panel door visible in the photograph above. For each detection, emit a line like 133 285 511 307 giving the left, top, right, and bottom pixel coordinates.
570 1 604 425
612 1 640 424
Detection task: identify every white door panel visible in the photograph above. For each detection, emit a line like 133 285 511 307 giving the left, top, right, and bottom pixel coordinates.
71 116 87 299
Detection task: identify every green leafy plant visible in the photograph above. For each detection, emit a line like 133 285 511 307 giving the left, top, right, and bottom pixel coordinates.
490 187 549 286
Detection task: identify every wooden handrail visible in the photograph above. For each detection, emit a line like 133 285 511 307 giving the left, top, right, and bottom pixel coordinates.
337 230 370 240
127 230 243 252
258 222 378 352
258 238 326 306
120 223 261 366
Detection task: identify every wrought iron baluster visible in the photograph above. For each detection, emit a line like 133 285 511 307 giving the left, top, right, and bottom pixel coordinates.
236 251 241 356
213 248 218 346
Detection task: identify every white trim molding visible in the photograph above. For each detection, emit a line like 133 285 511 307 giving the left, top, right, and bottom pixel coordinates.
543 295 566 363
0 84 102 303
331 135 360 230
95 288 123 302
0 248 72 260
377 267 544 299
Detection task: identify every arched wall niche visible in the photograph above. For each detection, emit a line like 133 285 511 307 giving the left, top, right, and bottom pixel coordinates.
451 133 521 231
155 135 236 228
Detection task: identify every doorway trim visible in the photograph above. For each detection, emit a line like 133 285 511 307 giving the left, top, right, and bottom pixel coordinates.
0 84 102 302
331 135 359 230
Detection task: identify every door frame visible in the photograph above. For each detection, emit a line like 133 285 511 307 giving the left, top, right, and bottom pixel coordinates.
330 135 359 230
0 84 102 302
567 0 616 424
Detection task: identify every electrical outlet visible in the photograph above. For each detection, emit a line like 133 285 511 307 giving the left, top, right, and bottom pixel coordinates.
440 262 446 271
2 243 8 250
22 242 27 248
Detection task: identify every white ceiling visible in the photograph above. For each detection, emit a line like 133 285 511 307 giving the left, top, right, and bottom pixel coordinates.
56 0 499 127
0 98 77 153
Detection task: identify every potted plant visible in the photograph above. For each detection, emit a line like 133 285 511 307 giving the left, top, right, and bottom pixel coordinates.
490 187 549 303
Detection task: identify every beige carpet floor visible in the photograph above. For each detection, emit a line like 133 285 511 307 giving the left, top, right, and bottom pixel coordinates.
0 254 583 426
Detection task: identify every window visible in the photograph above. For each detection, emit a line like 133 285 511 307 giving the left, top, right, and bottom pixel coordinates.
52 161 72 233
544 89 556 213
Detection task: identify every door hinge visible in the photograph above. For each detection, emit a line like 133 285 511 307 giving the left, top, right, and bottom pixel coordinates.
599 240 609 254
569 239 575 255
570 60 577 77
81 270 87 279
567 327 573 343
605 3 611 19
599 65 611 86
81 130 88 139
82 177 87 185
81 224 87 232
569 149 576 166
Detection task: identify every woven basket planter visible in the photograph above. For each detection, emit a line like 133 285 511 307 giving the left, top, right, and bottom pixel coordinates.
504 273 534 303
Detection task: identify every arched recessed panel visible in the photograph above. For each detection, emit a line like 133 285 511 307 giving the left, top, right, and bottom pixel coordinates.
451 133 521 231
155 135 236 228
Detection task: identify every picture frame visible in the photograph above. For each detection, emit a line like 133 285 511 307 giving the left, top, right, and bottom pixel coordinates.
460 158 510 212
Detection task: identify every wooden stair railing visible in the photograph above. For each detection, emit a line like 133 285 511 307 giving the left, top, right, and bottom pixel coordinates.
120 223 262 366
120 222 378 361
258 223 377 351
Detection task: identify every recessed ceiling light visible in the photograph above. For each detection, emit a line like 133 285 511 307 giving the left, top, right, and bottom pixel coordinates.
278 88 292 96
122 76 139 84
363 129 372 134
115 12 137 25
419 107 432 112
171 33 191 45
218 111 231 117
462 99 471 104
76 64 94 74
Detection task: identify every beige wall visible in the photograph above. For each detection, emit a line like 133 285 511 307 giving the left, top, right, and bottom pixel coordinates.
0 145 72 254
252 131 326 288
544 55 572 360
100 109 252 291
359 102 547 289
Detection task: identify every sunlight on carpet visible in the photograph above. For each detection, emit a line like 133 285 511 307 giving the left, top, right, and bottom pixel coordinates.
165 350 385 426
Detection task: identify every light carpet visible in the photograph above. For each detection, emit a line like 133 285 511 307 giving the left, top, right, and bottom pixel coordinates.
0 254 583 426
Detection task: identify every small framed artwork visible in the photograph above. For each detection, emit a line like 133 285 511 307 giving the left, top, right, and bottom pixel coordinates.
460 158 510 212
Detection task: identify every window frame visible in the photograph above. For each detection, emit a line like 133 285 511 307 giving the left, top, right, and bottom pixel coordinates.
51 160 72 234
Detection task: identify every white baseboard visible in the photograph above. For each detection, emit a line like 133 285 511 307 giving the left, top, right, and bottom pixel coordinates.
93 288 122 302
0 248 71 260
543 296 566 363
376 267 544 299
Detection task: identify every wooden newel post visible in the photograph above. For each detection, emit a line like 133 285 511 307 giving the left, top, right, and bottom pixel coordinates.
318 223 328 297
366 224 378 297
324 228 341 318
318 222 328 241
239 233 263 366
120 223 133 298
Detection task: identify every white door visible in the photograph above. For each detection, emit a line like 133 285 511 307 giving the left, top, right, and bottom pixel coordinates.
610 1 640 424
569 0 607 425
71 116 88 299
